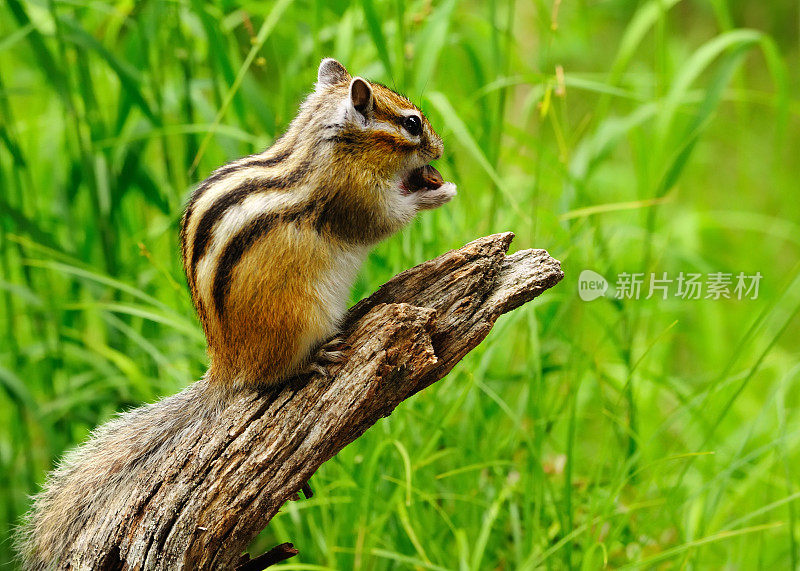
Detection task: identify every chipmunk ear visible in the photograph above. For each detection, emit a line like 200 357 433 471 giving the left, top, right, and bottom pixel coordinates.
348 77 373 120
317 58 350 89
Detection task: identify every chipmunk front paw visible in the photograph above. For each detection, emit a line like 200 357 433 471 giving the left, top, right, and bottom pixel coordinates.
416 182 457 210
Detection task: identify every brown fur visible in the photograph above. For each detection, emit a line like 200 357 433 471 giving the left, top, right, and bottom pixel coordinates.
209 223 330 385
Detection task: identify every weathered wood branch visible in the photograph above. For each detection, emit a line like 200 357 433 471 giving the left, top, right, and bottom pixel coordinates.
69 232 563 569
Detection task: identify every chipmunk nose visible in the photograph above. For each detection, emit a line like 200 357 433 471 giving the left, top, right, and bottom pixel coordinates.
429 138 443 160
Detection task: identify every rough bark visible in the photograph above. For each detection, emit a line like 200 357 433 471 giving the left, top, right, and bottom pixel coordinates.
69 232 563 569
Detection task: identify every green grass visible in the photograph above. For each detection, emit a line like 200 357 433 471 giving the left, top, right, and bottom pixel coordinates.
1 0 799 568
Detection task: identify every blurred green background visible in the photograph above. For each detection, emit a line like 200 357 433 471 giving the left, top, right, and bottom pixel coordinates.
2 0 799 568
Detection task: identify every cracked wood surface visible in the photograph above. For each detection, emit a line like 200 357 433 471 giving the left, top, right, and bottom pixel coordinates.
65 232 563 570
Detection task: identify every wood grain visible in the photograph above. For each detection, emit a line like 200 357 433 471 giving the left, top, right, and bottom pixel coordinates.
65 232 563 570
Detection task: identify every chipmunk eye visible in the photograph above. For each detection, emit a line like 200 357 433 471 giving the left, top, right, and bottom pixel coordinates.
402 115 422 137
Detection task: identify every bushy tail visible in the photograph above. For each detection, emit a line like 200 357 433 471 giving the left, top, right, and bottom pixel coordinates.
14 379 223 569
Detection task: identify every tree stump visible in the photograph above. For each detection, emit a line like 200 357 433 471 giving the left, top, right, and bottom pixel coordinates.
61 232 563 569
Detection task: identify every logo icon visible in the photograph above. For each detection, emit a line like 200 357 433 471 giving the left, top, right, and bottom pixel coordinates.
578 270 608 301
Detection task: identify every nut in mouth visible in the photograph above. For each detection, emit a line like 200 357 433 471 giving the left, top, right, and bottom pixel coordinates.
400 164 445 194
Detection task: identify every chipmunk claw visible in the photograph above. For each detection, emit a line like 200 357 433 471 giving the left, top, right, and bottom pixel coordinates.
306 362 329 377
317 336 348 364
302 336 348 379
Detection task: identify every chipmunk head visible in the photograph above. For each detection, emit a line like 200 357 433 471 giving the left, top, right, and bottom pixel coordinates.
309 58 449 199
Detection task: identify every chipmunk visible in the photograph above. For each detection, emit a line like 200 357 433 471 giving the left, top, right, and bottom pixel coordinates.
182 57 455 391
16 58 455 569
